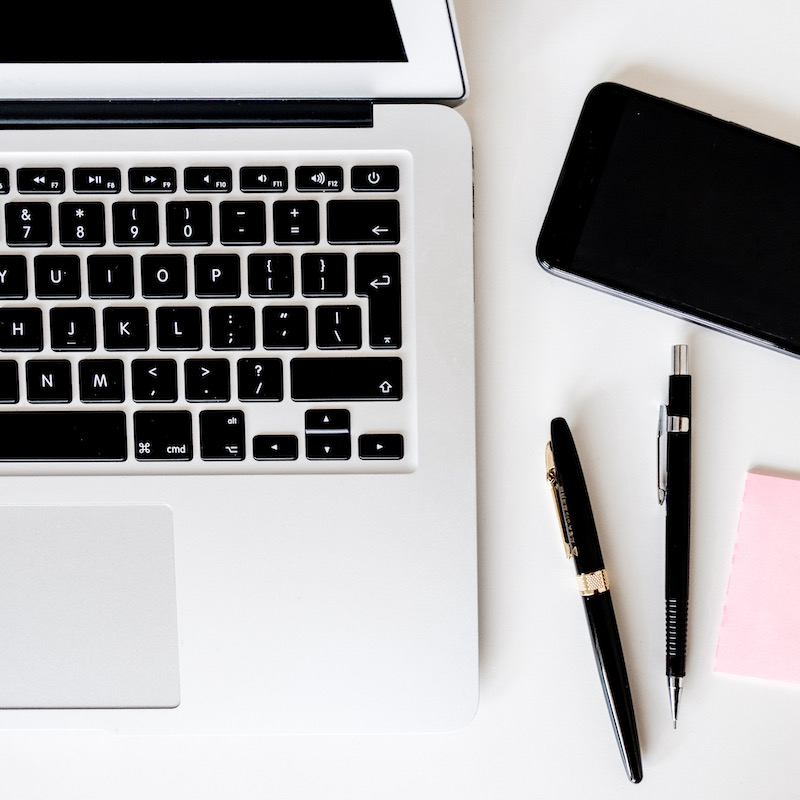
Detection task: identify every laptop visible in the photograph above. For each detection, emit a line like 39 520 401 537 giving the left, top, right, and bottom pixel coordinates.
0 1 478 734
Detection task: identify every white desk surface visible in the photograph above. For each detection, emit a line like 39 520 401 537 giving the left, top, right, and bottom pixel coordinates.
6 0 800 796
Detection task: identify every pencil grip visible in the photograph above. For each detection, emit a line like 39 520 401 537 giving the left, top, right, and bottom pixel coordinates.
666 596 688 671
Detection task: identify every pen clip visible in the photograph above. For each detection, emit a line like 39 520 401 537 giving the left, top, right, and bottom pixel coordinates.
546 441 578 559
657 404 668 504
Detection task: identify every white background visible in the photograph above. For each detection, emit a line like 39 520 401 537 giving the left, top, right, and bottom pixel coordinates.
6 0 800 796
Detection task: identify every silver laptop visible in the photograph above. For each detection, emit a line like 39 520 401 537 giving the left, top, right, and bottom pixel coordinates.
0 1 478 733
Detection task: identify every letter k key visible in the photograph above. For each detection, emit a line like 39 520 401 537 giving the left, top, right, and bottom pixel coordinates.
103 307 150 350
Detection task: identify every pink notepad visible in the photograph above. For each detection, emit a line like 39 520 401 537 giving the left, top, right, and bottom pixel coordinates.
715 472 800 683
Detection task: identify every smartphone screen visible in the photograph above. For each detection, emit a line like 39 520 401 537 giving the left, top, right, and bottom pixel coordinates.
536 82 800 357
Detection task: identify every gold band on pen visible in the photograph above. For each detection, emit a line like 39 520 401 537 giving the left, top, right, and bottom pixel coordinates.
577 569 610 596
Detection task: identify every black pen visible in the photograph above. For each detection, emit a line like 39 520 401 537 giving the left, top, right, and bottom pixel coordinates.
657 345 691 728
546 417 643 784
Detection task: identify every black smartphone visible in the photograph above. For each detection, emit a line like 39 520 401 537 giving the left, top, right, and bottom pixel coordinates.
536 82 800 358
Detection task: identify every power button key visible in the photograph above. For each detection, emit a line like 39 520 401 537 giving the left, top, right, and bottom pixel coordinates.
351 166 399 192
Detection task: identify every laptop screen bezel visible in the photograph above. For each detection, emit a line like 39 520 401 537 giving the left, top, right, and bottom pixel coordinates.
0 0 466 103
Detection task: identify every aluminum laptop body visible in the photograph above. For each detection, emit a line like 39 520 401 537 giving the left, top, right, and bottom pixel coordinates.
0 1 478 734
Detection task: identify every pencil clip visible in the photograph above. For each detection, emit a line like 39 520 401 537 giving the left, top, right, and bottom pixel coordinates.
657 404 668 505
546 441 578 559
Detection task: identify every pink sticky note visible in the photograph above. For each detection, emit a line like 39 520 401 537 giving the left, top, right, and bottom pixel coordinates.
715 472 800 683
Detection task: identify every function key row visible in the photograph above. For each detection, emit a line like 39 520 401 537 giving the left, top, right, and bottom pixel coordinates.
0 166 400 196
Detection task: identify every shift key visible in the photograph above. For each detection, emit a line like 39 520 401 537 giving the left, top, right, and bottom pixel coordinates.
291 357 402 401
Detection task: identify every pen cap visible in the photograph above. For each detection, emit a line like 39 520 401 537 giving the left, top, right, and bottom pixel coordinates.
549 418 605 573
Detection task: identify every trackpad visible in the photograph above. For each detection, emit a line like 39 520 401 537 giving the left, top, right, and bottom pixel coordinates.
0 505 180 709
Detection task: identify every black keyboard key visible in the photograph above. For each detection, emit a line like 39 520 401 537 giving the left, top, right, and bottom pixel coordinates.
73 168 121 194
129 167 176 193
185 358 230 402
185 167 232 193
295 166 343 192
194 254 240 297
253 434 298 460
306 433 351 460
0 308 43 351
103 307 149 350
327 200 400 244
237 358 283 401
132 358 178 402
0 361 18 402
79 359 125 403
17 168 65 194
210 306 255 350
134 410 192 460
262 306 308 349
50 307 96 351
355 252 402 348
290 357 402 401
141 254 187 298
0 411 126 461
0 168 9 194
301 253 347 296
156 306 202 350
315 305 362 349
304 412 351 460
0 255 28 298
240 167 288 193
112 202 159 246
200 410 245 460
273 200 319 245
59 202 106 246
5 202 52 246
88 255 135 298
358 433 404 460
248 254 294 297
26 360 72 403
305 409 350 433
167 201 212 245
351 166 399 192
219 201 266 245
34 254 81 298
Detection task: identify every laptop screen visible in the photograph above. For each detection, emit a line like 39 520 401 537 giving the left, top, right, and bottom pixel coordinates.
2 2 408 63
0 0 464 102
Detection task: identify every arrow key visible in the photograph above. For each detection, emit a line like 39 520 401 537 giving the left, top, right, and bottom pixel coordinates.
358 433 404 460
306 432 351 460
253 434 298 461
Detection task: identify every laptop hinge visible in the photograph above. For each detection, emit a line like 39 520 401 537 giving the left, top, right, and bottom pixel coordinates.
0 99 374 129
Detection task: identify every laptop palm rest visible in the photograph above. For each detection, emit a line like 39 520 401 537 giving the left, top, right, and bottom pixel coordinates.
0 504 180 709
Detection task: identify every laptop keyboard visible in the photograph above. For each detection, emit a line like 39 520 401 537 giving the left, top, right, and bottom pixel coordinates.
0 153 415 473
